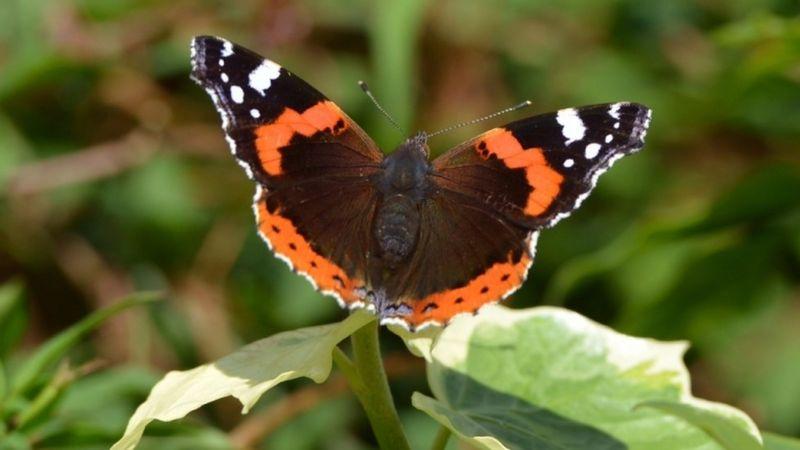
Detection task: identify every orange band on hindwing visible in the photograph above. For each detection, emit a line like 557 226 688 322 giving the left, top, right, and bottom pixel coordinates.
255 194 363 304
405 248 532 328
254 101 348 176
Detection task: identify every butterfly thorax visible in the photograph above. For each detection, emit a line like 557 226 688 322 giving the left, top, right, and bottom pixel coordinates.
372 134 432 267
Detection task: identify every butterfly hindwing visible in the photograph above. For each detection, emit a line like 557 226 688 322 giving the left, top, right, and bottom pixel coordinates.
254 181 377 307
378 188 537 329
191 36 383 306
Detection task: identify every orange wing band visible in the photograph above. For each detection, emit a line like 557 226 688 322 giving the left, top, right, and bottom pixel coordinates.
480 129 565 216
255 195 363 305
254 101 347 176
405 249 532 328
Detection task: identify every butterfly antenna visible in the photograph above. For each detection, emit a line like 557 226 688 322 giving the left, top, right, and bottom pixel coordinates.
358 81 404 134
427 100 533 138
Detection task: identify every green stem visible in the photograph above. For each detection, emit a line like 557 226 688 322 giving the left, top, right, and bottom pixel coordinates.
430 425 451 450
332 347 364 393
341 319 410 450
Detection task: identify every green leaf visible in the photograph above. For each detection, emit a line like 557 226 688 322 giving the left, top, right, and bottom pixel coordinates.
8 292 160 400
764 432 800 450
111 310 374 450
387 323 441 362
414 305 762 450
0 279 27 357
0 431 31 450
677 165 800 235
135 426 234 450
411 393 510 450
0 360 6 406
48 367 160 437
639 400 762 450
0 112 33 187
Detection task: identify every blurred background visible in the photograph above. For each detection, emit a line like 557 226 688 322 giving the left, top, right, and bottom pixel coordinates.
0 0 798 448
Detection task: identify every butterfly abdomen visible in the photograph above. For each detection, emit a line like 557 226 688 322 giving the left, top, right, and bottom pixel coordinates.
374 194 420 266
372 136 433 267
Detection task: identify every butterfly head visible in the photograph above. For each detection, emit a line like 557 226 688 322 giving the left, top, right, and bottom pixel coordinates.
378 132 431 195
404 131 430 156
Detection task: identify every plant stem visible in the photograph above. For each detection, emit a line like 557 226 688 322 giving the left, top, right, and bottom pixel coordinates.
346 319 410 450
430 425 451 450
332 347 364 393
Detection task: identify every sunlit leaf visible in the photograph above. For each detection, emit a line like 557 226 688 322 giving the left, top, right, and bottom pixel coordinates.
111 310 374 450
414 305 762 450
639 400 761 450
387 324 441 362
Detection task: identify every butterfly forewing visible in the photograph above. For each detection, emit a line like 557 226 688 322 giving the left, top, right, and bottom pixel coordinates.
433 102 651 229
190 36 383 184
191 36 383 307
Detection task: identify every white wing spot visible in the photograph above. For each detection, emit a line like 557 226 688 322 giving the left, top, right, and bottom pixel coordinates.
218 59 224 67
609 102 622 120
605 133 613 143
221 73 229 83
250 108 261 118
556 108 586 145
585 143 601 159
221 40 234 57
614 122 620 129
230 85 244 104
249 60 282 95
564 158 575 168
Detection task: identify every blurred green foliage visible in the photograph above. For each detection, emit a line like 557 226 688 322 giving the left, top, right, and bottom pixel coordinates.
0 0 798 448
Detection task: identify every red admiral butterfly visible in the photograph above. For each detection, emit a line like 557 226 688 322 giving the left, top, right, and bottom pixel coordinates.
190 36 651 331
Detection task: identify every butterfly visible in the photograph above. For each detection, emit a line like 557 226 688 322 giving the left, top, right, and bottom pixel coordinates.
190 36 651 331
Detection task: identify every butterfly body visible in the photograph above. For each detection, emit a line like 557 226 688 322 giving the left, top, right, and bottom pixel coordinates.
373 133 431 267
190 36 651 331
